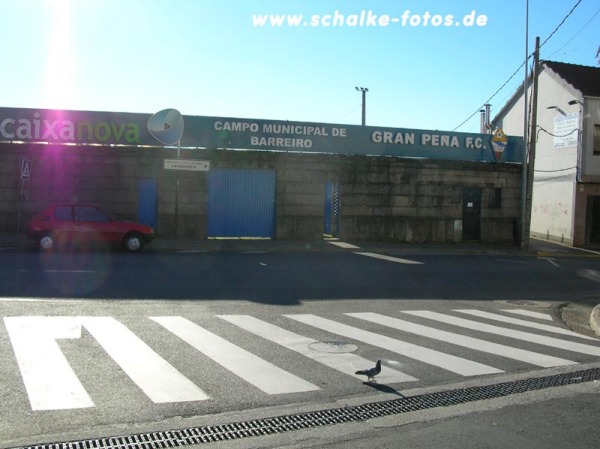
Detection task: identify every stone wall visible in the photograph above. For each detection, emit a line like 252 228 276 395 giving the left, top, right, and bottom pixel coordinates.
334 157 520 243
0 143 521 242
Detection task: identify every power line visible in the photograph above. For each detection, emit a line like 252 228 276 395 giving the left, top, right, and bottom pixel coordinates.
536 126 579 140
453 0 584 131
547 6 600 58
539 0 582 50
535 167 577 173
452 61 529 131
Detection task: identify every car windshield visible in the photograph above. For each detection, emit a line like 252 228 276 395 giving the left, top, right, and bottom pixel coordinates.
2 2 600 449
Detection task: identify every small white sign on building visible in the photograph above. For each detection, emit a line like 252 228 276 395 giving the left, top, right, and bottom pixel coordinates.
553 112 579 149
163 159 210 172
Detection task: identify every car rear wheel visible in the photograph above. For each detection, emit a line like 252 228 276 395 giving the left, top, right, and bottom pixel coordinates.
39 234 54 251
123 233 143 252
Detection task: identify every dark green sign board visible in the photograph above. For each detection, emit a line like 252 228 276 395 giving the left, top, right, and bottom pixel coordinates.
0 107 523 163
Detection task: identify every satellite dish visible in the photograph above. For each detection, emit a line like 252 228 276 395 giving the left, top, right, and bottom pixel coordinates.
147 109 184 145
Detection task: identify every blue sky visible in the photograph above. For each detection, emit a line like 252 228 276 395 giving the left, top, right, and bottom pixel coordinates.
1 0 598 133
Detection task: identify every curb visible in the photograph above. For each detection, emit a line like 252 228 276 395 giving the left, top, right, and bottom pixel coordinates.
591 304 600 337
561 301 600 339
536 251 600 259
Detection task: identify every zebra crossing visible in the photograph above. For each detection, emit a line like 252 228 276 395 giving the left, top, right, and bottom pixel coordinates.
3 308 600 412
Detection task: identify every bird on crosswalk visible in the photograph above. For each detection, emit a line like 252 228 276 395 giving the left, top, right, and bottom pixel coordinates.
355 360 381 382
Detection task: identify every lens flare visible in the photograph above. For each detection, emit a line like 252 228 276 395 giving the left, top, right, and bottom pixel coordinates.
44 0 76 108
39 242 112 296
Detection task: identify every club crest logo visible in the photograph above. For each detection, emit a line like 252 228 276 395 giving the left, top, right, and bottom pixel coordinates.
491 128 507 161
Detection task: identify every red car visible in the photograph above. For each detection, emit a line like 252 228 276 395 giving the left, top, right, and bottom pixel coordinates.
26 203 155 252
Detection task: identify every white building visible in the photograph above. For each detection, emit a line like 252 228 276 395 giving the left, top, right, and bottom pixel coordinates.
493 61 600 247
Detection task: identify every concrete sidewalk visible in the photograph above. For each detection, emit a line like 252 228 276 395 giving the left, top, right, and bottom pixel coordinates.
0 233 588 255
0 233 535 254
1 233 599 338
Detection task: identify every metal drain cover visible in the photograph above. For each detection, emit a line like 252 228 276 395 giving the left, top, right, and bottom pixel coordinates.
12 368 600 449
309 341 358 353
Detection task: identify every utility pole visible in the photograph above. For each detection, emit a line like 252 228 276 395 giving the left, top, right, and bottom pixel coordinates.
520 0 530 250
523 36 540 250
355 87 368 125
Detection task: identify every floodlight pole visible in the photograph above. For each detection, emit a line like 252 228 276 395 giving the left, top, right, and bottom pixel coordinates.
356 87 368 125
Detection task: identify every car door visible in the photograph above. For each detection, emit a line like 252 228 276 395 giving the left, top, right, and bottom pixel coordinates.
51 205 77 243
74 206 120 244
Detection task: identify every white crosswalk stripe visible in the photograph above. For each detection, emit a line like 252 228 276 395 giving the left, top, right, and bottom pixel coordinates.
456 309 596 340
4 309 600 413
218 315 417 383
284 314 504 376
502 309 553 321
4 316 209 411
4 317 95 411
82 317 210 403
404 310 600 356
346 312 576 368
150 316 319 394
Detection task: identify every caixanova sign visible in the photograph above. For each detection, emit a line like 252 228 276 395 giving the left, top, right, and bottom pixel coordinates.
0 107 524 163
0 108 142 144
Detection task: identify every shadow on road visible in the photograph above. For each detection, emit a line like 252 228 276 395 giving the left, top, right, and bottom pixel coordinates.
362 382 405 397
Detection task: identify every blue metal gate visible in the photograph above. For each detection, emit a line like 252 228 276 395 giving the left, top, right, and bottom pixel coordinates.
208 169 276 238
324 181 341 237
138 178 158 230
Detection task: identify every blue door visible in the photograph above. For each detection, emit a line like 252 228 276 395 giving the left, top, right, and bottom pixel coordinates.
324 181 340 237
138 178 158 230
208 169 275 238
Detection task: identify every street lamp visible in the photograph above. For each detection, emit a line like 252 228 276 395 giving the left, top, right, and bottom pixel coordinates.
355 87 368 125
546 105 566 115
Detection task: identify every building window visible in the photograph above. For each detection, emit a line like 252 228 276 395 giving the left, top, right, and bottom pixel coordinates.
489 188 502 209
594 125 600 155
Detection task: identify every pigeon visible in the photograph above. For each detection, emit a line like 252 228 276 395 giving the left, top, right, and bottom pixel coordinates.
355 360 381 382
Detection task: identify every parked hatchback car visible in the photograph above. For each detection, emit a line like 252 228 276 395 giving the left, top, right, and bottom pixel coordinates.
26 203 155 252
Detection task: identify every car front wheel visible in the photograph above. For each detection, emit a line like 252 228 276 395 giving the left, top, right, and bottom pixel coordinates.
123 233 144 252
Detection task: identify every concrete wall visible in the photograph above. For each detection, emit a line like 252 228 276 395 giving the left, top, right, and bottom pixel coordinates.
574 183 600 245
0 143 521 243
530 181 575 244
493 66 582 245
581 97 600 182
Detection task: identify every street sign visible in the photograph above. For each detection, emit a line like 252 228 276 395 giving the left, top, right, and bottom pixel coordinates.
21 159 31 180
163 159 210 172
17 159 32 234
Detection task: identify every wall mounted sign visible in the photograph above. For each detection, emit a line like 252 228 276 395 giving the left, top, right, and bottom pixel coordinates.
0 107 524 163
553 112 579 149
163 159 210 171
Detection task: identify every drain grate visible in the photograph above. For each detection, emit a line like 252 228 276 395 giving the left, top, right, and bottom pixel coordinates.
14 368 600 449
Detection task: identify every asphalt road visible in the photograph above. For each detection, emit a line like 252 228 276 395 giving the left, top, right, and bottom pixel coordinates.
0 246 599 448
0 246 598 301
